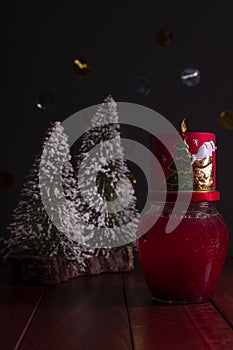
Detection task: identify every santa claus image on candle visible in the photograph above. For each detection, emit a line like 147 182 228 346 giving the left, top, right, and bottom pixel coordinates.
191 140 216 190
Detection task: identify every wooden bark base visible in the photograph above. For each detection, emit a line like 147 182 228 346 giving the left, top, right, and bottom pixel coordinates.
7 246 134 285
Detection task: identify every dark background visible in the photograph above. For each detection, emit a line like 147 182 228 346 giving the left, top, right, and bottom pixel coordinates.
1 2 233 255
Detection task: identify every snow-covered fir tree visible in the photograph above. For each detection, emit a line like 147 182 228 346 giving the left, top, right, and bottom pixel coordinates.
1 122 91 268
74 95 140 248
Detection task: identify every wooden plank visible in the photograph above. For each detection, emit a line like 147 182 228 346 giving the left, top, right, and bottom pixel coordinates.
0 261 46 350
128 303 233 350
20 273 132 350
213 258 233 327
123 257 233 350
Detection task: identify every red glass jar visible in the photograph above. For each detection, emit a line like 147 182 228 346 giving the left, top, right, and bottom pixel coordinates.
137 200 229 304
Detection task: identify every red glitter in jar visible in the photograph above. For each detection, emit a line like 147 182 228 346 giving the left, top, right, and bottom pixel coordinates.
137 201 229 303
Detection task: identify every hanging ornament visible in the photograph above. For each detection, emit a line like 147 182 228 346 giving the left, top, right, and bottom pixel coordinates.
36 91 54 110
218 110 233 130
73 58 91 77
154 28 173 47
180 67 201 87
0 172 14 191
133 77 150 96
126 173 137 185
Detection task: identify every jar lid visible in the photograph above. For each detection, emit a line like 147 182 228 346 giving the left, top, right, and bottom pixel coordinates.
149 190 220 202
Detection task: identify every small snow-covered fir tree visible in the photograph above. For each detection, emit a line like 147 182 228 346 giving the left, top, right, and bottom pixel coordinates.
166 137 193 191
1 122 89 268
74 95 140 248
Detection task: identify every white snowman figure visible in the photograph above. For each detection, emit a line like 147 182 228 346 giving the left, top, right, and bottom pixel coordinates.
191 140 216 190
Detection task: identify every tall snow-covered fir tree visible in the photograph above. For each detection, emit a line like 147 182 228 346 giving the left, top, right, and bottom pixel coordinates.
74 95 140 248
1 122 90 267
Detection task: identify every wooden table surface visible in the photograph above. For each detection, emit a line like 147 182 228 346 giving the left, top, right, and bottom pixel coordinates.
1 257 233 350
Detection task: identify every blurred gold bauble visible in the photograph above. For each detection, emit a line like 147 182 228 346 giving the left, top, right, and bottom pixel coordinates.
218 111 233 130
155 28 173 47
126 173 137 185
73 58 91 77
0 172 14 191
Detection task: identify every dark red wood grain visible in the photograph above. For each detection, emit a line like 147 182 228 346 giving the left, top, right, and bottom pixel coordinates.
1 258 233 350
19 273 132 350
123 257 233 350
0 261 45 350
213 258 233 327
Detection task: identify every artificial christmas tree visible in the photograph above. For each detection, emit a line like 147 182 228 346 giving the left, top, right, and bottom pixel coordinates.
1 122 95 284
1 96 139 284
74 95 140 249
